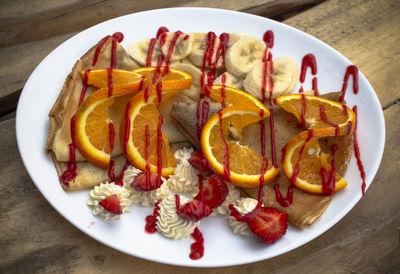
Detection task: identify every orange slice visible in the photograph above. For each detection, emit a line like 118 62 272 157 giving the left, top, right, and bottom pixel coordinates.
120 87 182 177
201 106 280 187
80 69 143 88
282 130 347 194
205 85 269 113
276 94 354 195
132 66 192 91
74 81 146 168
275 94 355 135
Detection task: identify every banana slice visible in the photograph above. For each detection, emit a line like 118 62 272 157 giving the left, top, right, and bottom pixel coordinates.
170 62 203 101
188 33 223 69
243 57 299 100
226 32 252 47
214 72 243 90
128 38 163 66
160 32 192 62
225 36 266 77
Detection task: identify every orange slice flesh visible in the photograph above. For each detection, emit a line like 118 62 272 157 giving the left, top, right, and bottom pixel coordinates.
276 94 353 194
206 85 269 114
201 106 280 187
80 69 144 88
120 87 183 177
74 81 146 168
132 66 192 91
275 94 355 135
282 132 347 194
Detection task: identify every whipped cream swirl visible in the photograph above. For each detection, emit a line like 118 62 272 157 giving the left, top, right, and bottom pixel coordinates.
228 198 259 237
166 148 199 193
156 195 199 240
87 182 132 220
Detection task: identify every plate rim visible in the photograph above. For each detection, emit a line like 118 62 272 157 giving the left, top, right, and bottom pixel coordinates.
15 7 385 268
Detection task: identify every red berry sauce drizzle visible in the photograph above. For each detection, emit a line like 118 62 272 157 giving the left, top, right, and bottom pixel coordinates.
320 144 339 195
299 53 318 95
338 65 365 194
142 27 210 259
260 30 293 206
190 228 205 260
60 32 124 185
145 200 160 234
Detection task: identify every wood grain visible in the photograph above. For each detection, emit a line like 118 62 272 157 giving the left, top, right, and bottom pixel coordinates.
1 0 400 272
284 0 400 108
0 0 321 117
0 104 398 272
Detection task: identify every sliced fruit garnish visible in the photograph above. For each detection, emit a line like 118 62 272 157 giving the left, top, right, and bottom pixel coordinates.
188 151 212 172
205 84 269 113
176 197 213 221
282 130 348 194
80 69 143 88
194 174 228 208
99 194 122 215
131 171 163 191
275 94 353 195
201 106 280 187
246 207 288 244
74 81 145 168
275 94 355 135
120 87 185 177
132 66 192 91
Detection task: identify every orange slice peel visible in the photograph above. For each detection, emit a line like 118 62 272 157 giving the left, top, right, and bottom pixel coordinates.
132 66 192 91
205 85 269 114
120 87 183 177
80 69 144 88
276 94 354 195
74 80 146 168
201 106 280 188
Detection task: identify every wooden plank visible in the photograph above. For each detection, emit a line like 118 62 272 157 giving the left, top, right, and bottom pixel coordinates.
1 0 400 272
283 0 400 108
0 0 321 117
0 0 303 48
1 102 398 272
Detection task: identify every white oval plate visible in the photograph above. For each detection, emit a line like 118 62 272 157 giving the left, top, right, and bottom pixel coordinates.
16 8 385 267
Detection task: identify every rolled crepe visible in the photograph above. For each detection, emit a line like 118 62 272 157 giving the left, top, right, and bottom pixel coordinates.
169 92 353 228
240 92 353 229
46 36 140 190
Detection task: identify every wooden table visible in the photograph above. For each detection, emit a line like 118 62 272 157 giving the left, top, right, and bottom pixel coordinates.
1 0 399 272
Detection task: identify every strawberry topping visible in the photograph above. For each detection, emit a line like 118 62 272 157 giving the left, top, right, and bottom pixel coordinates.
131 171 163 191
176 195 213 221
99 194 122 215
194 174 228 208
229 205 288 244
188 151 212 172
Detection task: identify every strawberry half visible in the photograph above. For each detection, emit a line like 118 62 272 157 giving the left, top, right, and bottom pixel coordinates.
194 174 228 208
176 197 213 221
131 171 163 191
99 194 122 215
246 207 288 244
188 151 212 172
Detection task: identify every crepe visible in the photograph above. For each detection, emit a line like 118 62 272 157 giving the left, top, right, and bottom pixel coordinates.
170 99 222 149
46 36 140 190
170 92 353 228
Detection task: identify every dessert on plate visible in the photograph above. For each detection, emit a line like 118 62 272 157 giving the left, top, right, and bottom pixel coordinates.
46 27 365 260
